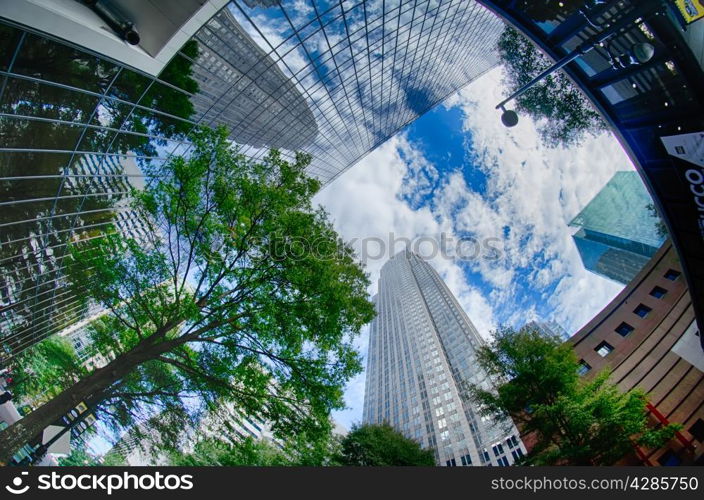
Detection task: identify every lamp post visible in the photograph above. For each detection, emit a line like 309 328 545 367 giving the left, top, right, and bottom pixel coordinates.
496 28 655 127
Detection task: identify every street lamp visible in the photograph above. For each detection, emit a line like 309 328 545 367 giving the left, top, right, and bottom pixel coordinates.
499 107 519 128
495 29 655 127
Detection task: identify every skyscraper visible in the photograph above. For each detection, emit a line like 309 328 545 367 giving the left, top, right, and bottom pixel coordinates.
570 171 667 285
363 251 525 466
190 1 503 182
191 7 319 150
524 320 570 341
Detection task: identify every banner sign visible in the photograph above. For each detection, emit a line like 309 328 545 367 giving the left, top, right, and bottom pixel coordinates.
674 0 704 23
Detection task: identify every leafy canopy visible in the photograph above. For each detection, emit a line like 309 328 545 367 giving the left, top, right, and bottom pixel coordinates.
167 431 341 467
470 326 680 465
338 423 435 466
68 124 376 442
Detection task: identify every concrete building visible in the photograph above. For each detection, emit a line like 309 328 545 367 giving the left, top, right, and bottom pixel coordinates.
363 251 525 466
569 241 704 465
570 171 667 285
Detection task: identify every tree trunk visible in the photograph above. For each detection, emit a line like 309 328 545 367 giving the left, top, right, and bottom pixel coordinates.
0 336 166 465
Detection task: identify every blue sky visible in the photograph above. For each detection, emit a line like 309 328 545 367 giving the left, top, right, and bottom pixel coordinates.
316 67 637 430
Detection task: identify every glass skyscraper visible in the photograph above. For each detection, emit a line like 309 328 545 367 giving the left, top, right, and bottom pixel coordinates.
570 171 667 285
363 251 525 466
524 320 570 341
0 1 503 362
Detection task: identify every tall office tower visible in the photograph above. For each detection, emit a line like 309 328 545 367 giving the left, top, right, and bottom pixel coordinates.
524 320 570 341
570 171 667 285
191 8 319 150
0 1 502 358
189 1 503 183
363 251 525 466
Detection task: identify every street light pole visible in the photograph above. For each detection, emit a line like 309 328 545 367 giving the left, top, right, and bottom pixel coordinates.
495 12 656 127
496 42 594 113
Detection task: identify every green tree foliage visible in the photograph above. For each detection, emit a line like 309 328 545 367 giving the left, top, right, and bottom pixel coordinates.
167 432 341 466
338 423 435 466
169 437 288 466
58 446 125 466
0 125 375 463
10 337 86 408
470 326 680 465
57 448 101 467
646 203 669 239
497 26 608 148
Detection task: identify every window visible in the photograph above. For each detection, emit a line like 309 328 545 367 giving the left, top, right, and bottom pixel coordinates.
511 448 524 461
664 269 681 281
510 435 520 448
445 458 456 467
577 360 591 375
595 341 614 357
633 304 652 318
688 419 704 442
497 456 510 466
650 286 667 299
657 450 682 466
492 443 504 457
482 450 491 463
461 454 472 466
615 322 634 337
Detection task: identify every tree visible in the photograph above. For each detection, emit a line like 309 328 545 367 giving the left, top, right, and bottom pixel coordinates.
0 125 375 463
57 448 101 467
338 423 435 466
58 446 124 466
166 433 340 466
469 326 680 465
497 26 608 148
152 400 343 466
169 437 287 466
646 203 669 239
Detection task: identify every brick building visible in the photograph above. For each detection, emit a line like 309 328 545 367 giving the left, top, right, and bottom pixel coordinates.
569 241 703 465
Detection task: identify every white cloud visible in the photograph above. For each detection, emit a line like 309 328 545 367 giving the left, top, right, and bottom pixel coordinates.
319 65 641 428
315 134 496 428
443 67 628 332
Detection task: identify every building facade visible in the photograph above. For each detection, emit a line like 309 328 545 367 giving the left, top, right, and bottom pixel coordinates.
363 251 525 466
524 320 570 341
569 241 704 465
190 7 319 151
186 0 503 182
476 0 704 336
570 171 667 285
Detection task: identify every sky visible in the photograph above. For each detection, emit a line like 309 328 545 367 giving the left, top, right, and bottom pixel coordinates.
317 66 635 430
